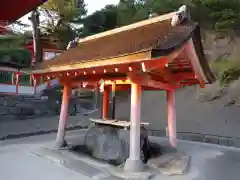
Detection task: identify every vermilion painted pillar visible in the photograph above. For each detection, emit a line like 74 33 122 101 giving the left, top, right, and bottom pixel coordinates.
102 87 109 119
32 75 37 94
93 84 100 109
55 83 71 149
11 73 14 85
167 90 177 148
40 77 43 84
110 82 116 119
124 82 144 172
47 79 51 88
15 72 20 94
29 75 32 86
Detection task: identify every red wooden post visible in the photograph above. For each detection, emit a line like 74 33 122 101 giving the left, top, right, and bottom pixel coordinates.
40 77 43 84
55 83 71 149
167 90 177 148
102 87 109 119
32 75 37 94
15 72 20 94
47 79 51 88
11 73 15 85
124 82 144 172
110 82 116 119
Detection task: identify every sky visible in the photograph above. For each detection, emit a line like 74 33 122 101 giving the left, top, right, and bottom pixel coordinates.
86 0 119 14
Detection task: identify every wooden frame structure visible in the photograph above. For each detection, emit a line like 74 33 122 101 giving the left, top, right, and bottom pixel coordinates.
29 6 215 172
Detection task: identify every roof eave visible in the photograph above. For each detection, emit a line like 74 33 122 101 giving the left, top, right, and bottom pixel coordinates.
29 50 152 74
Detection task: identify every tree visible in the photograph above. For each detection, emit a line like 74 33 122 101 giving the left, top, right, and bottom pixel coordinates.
30 9 42 64
41 0 87 49
192 0 240 34
82 5 118 36
117 0 150 26
42 0 87 22
148 0 183 15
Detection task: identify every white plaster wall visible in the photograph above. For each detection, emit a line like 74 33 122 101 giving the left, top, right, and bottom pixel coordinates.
18 86 34 95
0 84 16 93
0 79 60 95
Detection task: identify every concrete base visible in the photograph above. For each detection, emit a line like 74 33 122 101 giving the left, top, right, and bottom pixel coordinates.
110 164 153 180
55 139 68 149
148 152 190 176
124 158 144 172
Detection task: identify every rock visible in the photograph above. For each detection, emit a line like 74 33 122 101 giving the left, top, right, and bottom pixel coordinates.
205 135 219 144
196 81 225 102
177 133 205 142
84 124 150 165
221 78 240 106
13 104 35 119
148 152 190 175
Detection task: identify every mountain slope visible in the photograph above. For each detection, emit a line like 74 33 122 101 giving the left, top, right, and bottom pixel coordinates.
115 87 240 138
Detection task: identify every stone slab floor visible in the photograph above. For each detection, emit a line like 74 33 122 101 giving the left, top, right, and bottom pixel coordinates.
1 130 240 180
0 131 91 180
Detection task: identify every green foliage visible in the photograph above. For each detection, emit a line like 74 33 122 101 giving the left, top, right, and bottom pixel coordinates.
82 5 118 36
148 0 185 15
51 23 77 49
0 48 31 68
211 60 240 86
42 0 240 43
0 35 27 49
0 71 12 84
117 0 150 26
192 0 240 34
79 0 240 36
219 67 240 85
0 48 31 60
210 60 234 74
42 0 87 21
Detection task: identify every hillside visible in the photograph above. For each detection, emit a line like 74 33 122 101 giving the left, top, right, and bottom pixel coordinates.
115 86 240 138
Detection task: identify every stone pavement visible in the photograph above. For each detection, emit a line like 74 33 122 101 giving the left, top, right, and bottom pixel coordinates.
3 131 240 180
0 110 99 140
0 140 92 180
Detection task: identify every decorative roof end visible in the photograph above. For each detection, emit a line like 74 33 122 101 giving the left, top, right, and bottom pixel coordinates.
171 5 191 27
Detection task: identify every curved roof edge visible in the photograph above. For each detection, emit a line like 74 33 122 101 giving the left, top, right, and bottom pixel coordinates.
192 25 216 84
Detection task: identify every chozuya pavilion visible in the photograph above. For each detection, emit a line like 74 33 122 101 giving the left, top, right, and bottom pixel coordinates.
28 6 215 172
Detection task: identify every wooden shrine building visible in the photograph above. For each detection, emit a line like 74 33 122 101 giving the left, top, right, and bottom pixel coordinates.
29 6 215 172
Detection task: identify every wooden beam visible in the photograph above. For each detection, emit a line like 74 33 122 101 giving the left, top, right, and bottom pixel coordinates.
147 79 180 90
150 47 186 82
141 58 168 72
128 72 180 91
105 79 131 85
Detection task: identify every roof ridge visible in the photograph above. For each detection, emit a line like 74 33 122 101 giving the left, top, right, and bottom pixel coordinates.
78 11 177 44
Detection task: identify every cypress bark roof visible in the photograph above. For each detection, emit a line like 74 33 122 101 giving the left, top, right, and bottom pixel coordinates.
34 14 195 68
31 10 215 84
